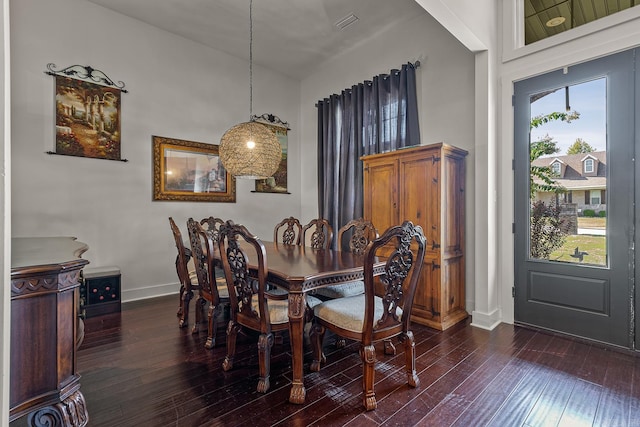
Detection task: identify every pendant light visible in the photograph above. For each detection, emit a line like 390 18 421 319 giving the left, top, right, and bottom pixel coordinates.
219 0 282 179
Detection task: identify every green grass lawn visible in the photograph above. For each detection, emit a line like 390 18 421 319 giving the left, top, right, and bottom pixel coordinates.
549 234 606 265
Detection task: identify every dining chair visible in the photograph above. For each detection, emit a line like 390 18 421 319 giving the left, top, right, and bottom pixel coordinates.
315 218 380 349
309 221 427 410
217 220 321 393
186 217 229 348
301 218 333 249
273 216 302 245
169 217 200 329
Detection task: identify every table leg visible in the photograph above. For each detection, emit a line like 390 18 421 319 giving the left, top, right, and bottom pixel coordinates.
288 292 306 404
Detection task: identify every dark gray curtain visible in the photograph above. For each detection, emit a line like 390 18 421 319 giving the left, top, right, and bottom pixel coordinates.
317 62 420 248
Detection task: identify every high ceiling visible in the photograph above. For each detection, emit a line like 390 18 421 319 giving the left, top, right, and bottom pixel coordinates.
84 0 427 80
525 0 638 45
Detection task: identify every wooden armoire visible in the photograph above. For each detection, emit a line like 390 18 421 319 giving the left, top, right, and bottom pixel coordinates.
362 143 468 330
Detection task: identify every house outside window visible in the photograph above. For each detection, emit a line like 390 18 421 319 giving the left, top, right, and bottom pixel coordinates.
584 158 594 173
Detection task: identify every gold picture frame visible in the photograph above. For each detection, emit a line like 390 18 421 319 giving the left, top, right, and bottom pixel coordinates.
152 136 236 202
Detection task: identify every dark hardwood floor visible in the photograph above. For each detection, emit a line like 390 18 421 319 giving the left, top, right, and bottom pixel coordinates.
14 295 640 426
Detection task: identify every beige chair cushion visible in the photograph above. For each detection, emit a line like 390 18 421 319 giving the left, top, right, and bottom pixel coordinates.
250 294 322 324
188 269 229 298
215 276 229 298
313 294 403 334
315 281 365 299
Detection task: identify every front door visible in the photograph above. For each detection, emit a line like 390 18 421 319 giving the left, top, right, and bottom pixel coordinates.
514 49 636 348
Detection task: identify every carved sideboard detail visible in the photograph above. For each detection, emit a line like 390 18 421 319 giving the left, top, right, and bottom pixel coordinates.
10 237 90 426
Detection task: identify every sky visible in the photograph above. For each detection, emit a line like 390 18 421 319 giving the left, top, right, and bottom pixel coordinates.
530 77 606 156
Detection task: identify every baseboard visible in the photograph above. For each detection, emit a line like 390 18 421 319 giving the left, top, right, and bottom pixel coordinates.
470 308 502 330
121 282 180 303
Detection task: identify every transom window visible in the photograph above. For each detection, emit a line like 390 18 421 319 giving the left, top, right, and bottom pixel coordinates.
524 0 640 45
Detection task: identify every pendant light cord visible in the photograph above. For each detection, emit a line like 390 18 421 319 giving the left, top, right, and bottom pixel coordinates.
249 0 253 120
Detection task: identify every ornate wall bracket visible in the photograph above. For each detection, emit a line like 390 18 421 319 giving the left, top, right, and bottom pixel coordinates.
45 63 128 92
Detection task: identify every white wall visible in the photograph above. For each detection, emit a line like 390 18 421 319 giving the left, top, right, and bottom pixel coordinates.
10 0 302 301
299 11 476 309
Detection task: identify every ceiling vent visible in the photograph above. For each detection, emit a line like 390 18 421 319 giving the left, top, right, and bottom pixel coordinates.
334 13 359 30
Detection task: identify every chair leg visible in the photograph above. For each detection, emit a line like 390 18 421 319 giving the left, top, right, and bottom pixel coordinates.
204 303 219 349
383 339 396 355
257 333 274 393
178 289 193 328
309 323 326 372
222 320 241 371
191 297 206 334
360 344 377 411
403 331 419 388
177 284 185 317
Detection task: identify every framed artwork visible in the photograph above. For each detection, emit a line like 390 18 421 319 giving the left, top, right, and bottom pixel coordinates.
48 63 125 161
253 114 290 194
152 136 236 202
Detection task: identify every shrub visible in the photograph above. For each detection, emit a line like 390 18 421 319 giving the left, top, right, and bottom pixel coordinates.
530 200 569 259
598 210 607 217
583 209 596 217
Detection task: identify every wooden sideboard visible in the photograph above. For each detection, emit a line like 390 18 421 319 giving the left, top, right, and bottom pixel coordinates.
10 237 90 426
363 143 468 330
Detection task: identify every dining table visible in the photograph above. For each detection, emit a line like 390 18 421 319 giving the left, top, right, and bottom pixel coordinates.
237 241 385 404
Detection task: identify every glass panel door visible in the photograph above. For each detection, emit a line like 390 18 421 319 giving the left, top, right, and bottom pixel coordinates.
514 49 636 348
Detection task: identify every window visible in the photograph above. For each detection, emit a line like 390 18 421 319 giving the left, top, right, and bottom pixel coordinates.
590 190 601 205
584 158 594 173
524 0 640 46
551 162 561 175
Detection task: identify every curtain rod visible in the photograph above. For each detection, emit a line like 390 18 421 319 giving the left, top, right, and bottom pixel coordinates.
315 61 420 107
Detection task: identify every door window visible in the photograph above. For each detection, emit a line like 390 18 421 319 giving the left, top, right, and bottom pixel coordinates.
529 78 607 267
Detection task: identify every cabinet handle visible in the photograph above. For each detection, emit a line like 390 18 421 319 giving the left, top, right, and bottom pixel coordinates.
432 262 441 270
432 241 440 250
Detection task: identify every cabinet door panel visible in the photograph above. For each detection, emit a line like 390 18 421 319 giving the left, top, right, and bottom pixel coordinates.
363 159 398 233
442 154 464 254
399 152 440 247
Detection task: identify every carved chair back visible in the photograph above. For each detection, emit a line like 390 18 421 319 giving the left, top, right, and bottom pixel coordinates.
301 218 334 250
169 217 193 292
273 216 302 246
337 218 379 255
218 220 271 332
186 218 220 304
362 221 426 340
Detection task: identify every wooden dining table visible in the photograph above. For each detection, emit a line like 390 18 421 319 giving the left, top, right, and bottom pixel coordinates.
238 241 385 404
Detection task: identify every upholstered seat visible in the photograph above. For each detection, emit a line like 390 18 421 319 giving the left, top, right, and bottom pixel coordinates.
250 293 322 325
314 282 366 299
313 294 402 333
310 221 427 411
